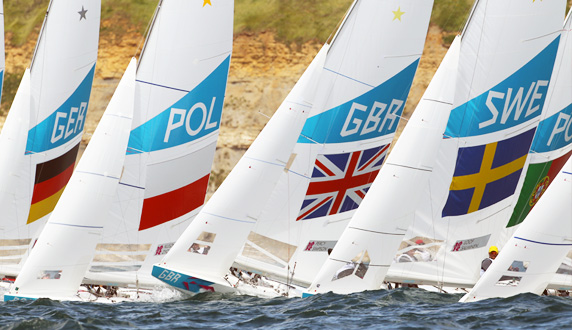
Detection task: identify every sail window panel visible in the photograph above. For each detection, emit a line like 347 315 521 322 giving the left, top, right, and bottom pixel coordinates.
0 249 27 257
196 232 216 243
394 236 441 263
95 243 151 252
37 270 62 280
241 243 285 269
507 260 529 273
188 243 211 255
89 265 142 273
246 232 297 263
332 250 370 281
0 239 32 247
495 276 522 287
93 254 147 262
0 258 21 265
556 261 572 275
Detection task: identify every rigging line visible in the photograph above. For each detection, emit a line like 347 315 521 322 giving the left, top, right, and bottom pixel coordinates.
135 0 162 62
257 111 270 119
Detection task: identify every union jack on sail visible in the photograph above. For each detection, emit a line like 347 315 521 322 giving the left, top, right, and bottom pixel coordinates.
297 144 389 220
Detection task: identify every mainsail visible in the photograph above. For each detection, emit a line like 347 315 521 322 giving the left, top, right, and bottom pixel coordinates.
4 59 136 301
154 0 433 294
83 0 234 288
461 12 572 301
309 0 565 294
233 0 434 288
0 0 101 276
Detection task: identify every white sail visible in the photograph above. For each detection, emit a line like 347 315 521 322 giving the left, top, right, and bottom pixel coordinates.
4 59 136 301
83 0 234 288
0 0 5 102
306 0 565 294
153 39 327 290
0 69 31 231
154 0 433 294
233 0 433 288
382 0 565 290
461 157 572 302
460 12 572 301
0 0 101 276
307 35 460 294
498 11 572 291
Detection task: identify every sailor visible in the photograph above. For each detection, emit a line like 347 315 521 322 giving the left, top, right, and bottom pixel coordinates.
480 245 498 276
413 239 431 262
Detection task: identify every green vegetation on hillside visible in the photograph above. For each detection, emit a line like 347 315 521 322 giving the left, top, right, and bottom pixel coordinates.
234 0 354 44
4 1 48 46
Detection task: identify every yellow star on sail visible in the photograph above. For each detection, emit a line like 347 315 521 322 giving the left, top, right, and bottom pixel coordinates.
392 7 405 21
203 0 211 7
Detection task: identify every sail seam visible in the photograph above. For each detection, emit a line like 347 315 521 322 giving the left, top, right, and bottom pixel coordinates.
348 227 405 236
119 182 145 190
384 53 422 59
75 171 120 180
243 157 286 168
323 67 374 88
423 98 453 105
514 237 572 246
50 222 103 229
202 212 256 224
385 163 432 172
135 80 190 93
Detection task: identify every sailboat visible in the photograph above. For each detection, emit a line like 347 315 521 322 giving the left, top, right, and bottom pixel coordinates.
79 0 234 290
4 59 136 302
0 0 101 278
460 11 572 301
307 0 565 295
461 156 572 302
153 0 434 297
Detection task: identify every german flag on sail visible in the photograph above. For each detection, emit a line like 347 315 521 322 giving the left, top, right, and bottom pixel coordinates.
506 149 572 227
442 129 536 217
27 144 79 224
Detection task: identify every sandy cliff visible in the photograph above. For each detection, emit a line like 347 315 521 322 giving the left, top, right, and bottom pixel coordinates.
0 21 448 196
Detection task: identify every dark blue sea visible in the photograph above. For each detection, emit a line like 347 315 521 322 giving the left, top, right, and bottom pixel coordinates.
1 289 571 329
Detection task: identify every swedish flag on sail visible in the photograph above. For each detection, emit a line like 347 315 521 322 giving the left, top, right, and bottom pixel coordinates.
442 129 536 217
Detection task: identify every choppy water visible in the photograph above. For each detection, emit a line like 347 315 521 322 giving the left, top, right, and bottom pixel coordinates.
1 289 571 329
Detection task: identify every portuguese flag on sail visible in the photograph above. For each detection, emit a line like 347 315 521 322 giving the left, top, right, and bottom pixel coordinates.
507 150 572 227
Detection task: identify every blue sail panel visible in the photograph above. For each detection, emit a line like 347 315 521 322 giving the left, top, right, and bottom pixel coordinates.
128 56 230 154
445 37 560 139
26 65 95 154
298 59 420 144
